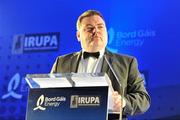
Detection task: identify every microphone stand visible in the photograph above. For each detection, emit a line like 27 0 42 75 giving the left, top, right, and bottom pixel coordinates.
104 55 123 120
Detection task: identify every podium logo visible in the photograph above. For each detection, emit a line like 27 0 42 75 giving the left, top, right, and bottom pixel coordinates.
33 95 46 111
70 95 100 108
1 73 22 99
33 95 66 111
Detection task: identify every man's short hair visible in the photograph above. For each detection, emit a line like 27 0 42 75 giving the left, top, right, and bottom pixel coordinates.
76 10 104 30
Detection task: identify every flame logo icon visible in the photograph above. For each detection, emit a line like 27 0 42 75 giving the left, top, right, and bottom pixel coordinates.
33 95 46 111
107 27 118 53
1 73 22 99
108 27 115 45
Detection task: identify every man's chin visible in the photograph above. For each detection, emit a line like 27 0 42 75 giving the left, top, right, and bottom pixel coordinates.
92 38 101 42
88 47 104 52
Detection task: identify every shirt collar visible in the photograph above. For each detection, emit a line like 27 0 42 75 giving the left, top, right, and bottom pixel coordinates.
82 49 105 59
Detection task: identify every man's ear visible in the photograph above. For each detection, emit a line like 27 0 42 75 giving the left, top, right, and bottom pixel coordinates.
76 31 80 42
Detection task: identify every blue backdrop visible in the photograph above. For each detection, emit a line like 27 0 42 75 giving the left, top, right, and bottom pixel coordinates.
0 0 180 119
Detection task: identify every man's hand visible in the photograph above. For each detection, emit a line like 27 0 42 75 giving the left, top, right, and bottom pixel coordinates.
112 91 126 112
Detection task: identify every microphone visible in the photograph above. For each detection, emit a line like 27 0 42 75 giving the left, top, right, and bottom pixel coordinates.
104 55 121 88
104 55 123 120
65 73 76 87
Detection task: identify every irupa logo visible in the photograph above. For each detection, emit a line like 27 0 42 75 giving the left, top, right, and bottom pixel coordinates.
12 32 59 54
1 73 22 99
33 95 66 111
70 95 100 108
33 95 46 111
24 34 58 49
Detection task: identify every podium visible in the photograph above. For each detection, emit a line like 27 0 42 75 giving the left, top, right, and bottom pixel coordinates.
25 73 112 120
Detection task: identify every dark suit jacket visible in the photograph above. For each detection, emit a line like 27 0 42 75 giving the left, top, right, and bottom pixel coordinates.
51 49 150 119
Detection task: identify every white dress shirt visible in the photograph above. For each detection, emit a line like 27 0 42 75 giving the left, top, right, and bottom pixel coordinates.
77 49 104 73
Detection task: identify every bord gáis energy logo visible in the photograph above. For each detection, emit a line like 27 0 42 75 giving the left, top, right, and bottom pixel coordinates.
33 95 66 111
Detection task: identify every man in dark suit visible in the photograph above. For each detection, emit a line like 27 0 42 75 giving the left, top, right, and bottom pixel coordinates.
51 10 150 120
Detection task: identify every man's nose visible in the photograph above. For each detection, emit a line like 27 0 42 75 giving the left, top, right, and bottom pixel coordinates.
92 27 98 35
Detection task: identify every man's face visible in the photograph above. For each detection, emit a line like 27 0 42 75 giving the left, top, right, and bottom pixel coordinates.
77 15 108 52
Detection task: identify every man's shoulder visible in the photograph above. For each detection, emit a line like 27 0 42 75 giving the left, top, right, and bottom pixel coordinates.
106 49 135 61
106 49 138 67
56 51 81 60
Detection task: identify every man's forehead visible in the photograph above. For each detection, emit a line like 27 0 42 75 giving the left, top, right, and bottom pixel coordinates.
83 23 104 28
81 15 105 24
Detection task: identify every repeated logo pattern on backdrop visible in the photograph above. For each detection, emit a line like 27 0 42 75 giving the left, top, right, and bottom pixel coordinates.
0 72 28 120
0 32 60 120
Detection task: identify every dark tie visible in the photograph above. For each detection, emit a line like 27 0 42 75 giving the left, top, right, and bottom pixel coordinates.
83 52 100 59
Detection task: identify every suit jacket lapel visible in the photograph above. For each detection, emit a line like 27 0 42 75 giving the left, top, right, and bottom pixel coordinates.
101 49 121 92
70 51 82 73
101 49 110 74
